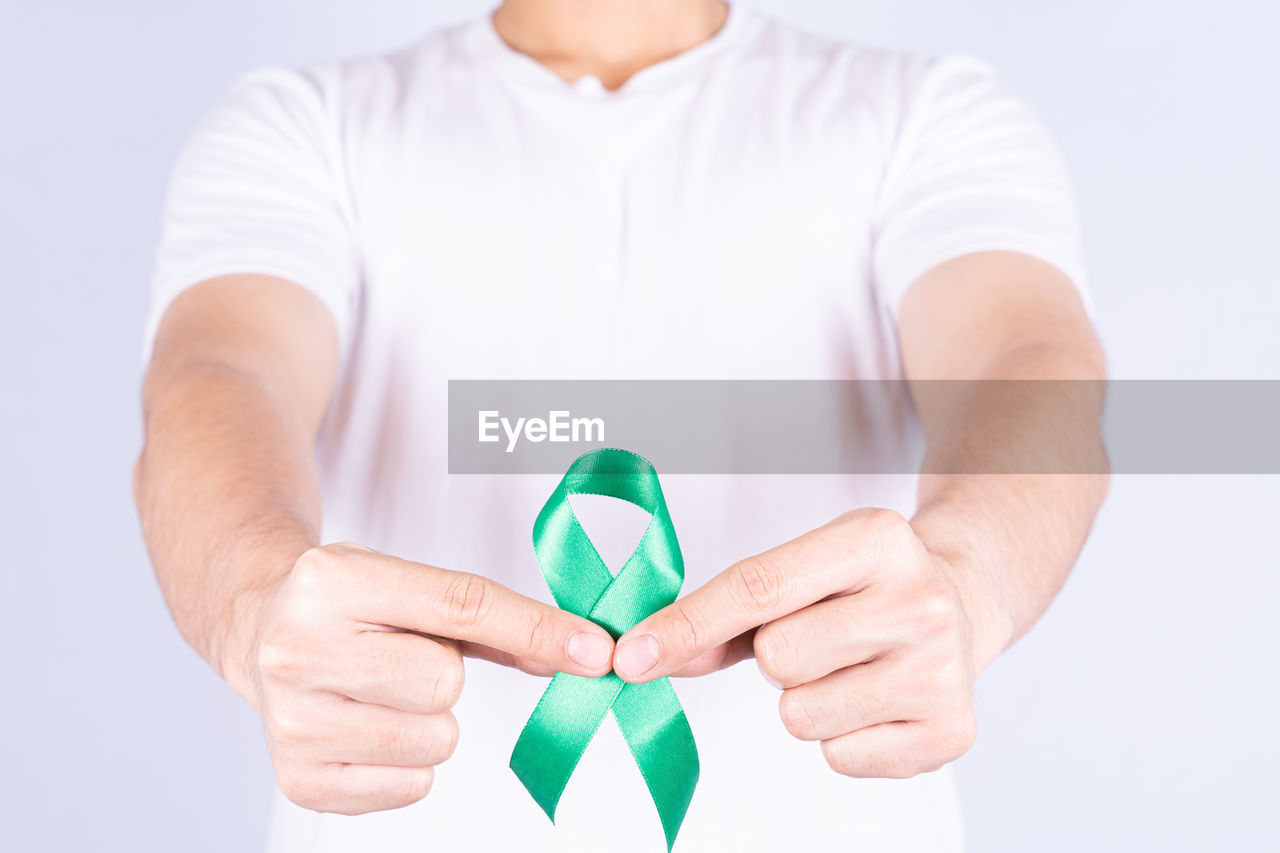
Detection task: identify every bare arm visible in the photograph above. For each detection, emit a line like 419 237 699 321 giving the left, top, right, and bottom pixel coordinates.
901 250 1109 671
613 251 1108 778
135 275 617 813
134 273 337 707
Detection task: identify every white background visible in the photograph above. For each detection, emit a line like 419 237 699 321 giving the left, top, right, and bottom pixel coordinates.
2 1 1277 850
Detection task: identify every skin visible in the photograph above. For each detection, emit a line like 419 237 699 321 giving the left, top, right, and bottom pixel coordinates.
612 251 1109 778
492 0 730 91
135 0 1107 816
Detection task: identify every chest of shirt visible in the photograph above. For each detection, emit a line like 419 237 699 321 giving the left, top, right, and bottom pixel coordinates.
338 69 898 379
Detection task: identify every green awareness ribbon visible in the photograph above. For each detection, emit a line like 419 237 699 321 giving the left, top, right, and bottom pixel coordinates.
510 448 699 851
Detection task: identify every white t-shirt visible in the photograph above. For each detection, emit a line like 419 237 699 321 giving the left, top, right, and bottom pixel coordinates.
145 5 1085 852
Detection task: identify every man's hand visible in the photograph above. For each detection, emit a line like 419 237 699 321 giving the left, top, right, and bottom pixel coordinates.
614 252 1106 779
248 542 615 815
137 276 622 815
612 508 981 779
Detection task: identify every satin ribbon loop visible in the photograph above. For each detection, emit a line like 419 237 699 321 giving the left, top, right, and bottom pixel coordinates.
510 448 699 851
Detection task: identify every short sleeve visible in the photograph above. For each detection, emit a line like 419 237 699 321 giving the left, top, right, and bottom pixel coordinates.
142 66 359 364
871 54 1089 317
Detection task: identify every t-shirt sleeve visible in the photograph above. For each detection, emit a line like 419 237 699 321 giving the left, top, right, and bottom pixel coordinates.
871 54 1089 318
142 66 359 364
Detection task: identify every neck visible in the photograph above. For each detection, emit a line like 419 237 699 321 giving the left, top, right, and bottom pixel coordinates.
492 0 730 91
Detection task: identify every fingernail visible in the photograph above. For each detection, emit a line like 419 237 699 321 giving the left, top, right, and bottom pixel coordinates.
615 635 661 679
566 632 613 671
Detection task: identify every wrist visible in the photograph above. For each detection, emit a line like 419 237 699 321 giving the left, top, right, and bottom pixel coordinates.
211 538 311 713
215 579 279 712
908 503 1016 675
927 543 1015 675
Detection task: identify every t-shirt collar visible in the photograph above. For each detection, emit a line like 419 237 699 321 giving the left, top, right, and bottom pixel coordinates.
467 3 752 96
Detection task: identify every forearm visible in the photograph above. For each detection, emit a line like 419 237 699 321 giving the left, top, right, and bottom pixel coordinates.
908 343 1109 673
134 359 322 708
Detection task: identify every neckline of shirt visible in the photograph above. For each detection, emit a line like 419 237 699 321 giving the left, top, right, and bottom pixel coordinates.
467 3 754 98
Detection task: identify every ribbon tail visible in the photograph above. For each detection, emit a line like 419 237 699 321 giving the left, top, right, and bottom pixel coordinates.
612 679 700 851
510 671 626 821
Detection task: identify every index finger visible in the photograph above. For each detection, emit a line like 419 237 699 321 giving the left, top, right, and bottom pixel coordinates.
342 549 616 678
612 518 884 683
